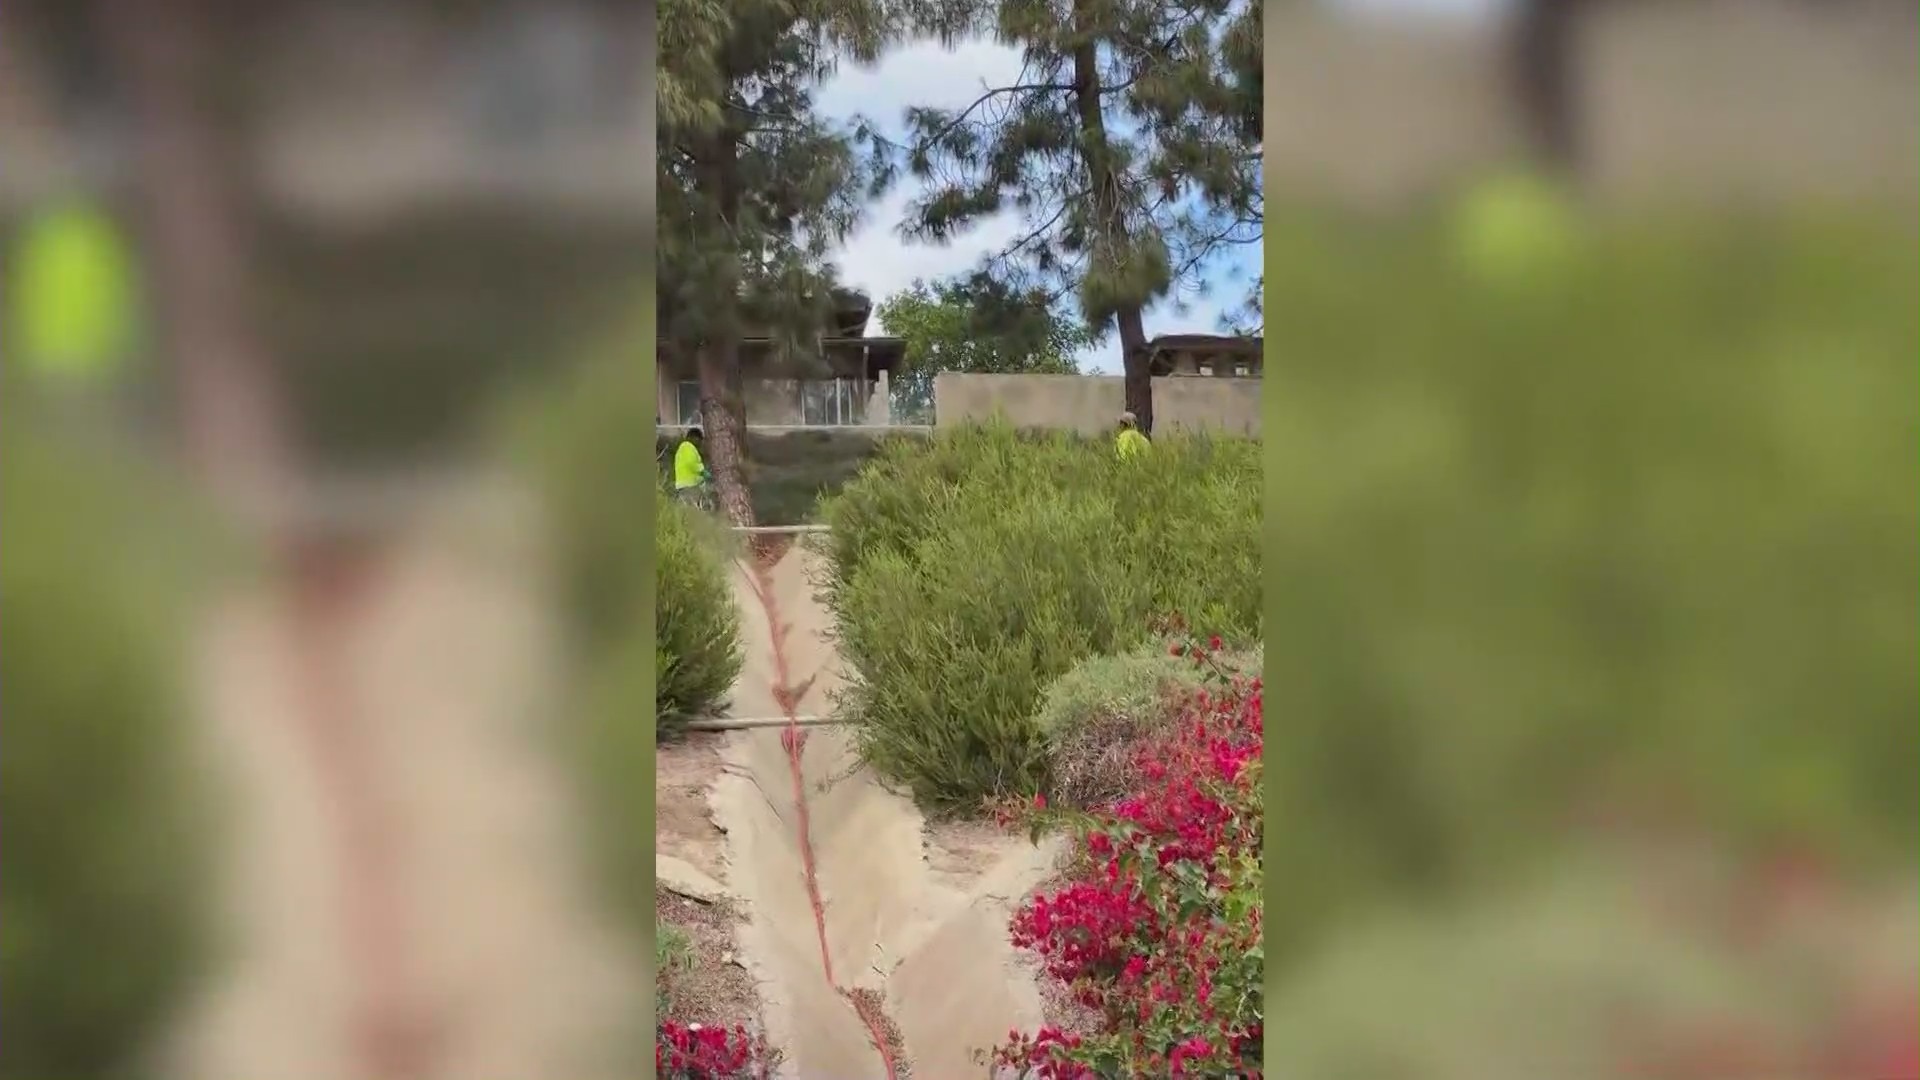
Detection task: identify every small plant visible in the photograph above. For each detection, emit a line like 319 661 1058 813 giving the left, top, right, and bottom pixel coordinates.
655 922 695 1019
1037 641 1262 810
992 620 1264 1078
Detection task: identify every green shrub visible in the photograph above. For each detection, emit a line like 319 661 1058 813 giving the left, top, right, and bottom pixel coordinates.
1259 210 1917 972
654 487 742 732
821 423 1261 810
1 410 217 1080
508 340 658 654
1037 645 1262 809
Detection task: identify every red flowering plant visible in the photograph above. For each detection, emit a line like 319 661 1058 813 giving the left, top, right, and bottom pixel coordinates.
655 1021 775 1079
992 617 1265 1078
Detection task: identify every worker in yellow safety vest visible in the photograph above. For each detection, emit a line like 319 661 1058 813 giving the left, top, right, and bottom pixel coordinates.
1115 411 1151 460
8 194 140 388
673 425 713 507
6 194 147 450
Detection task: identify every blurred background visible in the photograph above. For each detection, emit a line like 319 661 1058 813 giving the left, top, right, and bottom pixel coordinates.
2 2 656 1079
1260 1 1916 1078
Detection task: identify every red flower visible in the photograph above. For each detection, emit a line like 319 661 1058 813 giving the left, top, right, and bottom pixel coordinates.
996 635 1264 1078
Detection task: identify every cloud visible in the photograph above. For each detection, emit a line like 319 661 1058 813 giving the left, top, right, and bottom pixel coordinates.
820 39 1030 339
818 39 1027 124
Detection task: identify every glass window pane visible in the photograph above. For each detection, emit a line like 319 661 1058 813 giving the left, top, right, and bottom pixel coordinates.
677 382 700 425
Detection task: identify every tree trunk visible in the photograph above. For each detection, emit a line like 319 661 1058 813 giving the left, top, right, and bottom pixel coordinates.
99 0 291 520
693 119 756 528
1069 29 1154 434
697 342 755 527
1116 306 1153 435
1511 0 1583 176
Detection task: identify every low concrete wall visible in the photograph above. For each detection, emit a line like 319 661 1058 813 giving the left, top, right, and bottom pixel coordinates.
933 372 1262 437
1261 0 1918 208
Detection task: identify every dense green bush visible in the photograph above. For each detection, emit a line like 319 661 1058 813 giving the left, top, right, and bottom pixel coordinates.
1259 210 1917 972
820 423 1261 809
1036 645 1262 809
1 408 217 1080
508 339 658 654
654 486 742 731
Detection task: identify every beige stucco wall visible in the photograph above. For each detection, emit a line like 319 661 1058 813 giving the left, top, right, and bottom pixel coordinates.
1262 0 1918 208
933 372 1262 437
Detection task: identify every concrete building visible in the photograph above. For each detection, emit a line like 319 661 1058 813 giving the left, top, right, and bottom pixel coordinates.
1141 334 1264 379
654 291 907 428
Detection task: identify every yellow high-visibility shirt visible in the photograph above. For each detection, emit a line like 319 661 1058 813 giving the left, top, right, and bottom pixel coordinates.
1116 428 1150 460
673 439 708 489
8 199 139 381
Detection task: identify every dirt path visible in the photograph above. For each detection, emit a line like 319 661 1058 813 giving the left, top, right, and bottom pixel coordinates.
170 489 645 1080
709 541 1057 1080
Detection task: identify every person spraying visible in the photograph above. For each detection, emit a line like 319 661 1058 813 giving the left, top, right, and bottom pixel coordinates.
1115 411 1151 460
673 425 713 508
6 193 142 426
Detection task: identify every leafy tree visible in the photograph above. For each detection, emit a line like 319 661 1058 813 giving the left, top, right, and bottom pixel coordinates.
896 0 1262 433
875 274 1088 422
658 0 896 524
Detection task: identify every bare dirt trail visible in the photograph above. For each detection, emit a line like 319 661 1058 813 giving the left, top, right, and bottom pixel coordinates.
709 540 1058 1080
171 485 646 1080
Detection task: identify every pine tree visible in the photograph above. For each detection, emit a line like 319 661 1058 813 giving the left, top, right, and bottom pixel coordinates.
1510 0 1585 175
897 0 1261 433
659 0 895 525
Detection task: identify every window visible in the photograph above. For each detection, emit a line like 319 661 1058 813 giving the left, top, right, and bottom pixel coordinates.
800 378 865 426
676 382 701 426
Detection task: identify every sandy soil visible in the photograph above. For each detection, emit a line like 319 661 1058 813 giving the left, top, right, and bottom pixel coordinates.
169 492 646 1080
708 541 1058 1080
655 733 763 1040
656 732 732 884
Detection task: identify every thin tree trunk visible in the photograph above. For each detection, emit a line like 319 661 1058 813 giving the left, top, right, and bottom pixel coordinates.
1115 306 1152 434
1069 30 1154 434
1511 0 1583 176
99 0 291 520
694 120 756 528
697 342 755 527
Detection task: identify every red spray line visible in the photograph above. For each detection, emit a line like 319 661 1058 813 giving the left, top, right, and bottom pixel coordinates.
738 554 901 1080
284 542 439 1080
